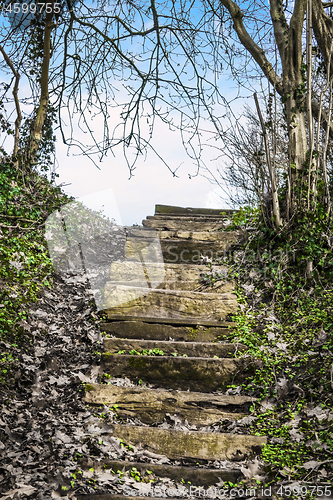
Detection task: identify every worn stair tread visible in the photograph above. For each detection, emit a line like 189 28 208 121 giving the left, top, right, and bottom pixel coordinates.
101 318 236 327
109 261 229 292
109 260 228 284
106 280 233 292
111 425 267 460
104 338 246 357
124 238 240 264
143 218 227 231
100 321 233 341
76 496 180 500
77 459 243 485
147 214 231 221
103 286 237 321
102 354 249 392
110 261 223 280
76 496 178 500
154 204 236 217
84 384 254 425
128 229 240 242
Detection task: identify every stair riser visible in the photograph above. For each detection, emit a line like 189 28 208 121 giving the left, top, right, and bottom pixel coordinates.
129 229 238 242
124 239 239 264
100 321 232 341
111 425 267 461
110 262 222 282
103 287 237 322
147 215 230 221
102 355 250 392
84 384 253 425
163 240 236 264
104 338 246 357
106 280 233 292
77 460 243 486
143 219 226 231
109 261 230 291
154 204 236 217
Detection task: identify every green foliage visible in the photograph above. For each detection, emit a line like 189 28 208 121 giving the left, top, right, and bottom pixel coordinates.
124 348 164 356
220 202 333 482
0 160 71 386
225 206 260 231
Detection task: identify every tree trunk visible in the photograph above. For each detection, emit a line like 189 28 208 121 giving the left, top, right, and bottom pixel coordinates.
282 0 308 191
28 4 54 161
284 96 307 177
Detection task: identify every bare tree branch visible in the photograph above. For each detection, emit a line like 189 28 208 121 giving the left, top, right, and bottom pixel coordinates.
219 0 283 94
269 0 289 66
29 2 55 160
254 92 281 227
0 45 21 157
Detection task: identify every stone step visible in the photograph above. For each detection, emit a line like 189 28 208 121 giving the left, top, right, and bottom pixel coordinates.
108 261 230 292
111 425 267 461
101 320 233 341
125 237 240 264
77 459 243 486
103 286 237 322
76 496 179 500
104 338 246 357
128 228 238 242
106 280 233 292
147 214 230 221
84 384 254 425
102 353 250 391
154 204 236 217
76 496 139 500
102 317 235 327
110 261 226 283
142 218 226 231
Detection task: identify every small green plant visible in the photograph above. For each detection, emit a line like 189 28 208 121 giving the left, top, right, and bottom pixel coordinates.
131 467 141 481
126 348 165 356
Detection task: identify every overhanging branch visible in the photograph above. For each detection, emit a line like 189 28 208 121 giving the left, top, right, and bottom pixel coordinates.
0 45 21 157
219 0 283 94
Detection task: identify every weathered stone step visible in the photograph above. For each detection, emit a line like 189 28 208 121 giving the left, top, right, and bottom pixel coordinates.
84 384 254 425
125 237 239 264
77 496 180 500
102 353 250 391
128 228 238 242
75 497 181 500
147 214 230 221
76 496 141 500
143 218 226 231
101 320 233 341
111 425 267 460
155 204 236 217
109 260 231 292
103 286 237 321
104 338 246 357
107 280 233 292
78 459 243 486
110 261 227 284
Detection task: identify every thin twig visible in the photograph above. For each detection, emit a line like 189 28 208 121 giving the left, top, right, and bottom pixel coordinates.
0 45 22 157
306 0 314 210
0 214 43 223
254 92 281 227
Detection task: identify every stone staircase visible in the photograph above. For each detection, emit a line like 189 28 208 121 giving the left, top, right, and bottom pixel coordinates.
77 205 267 499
